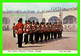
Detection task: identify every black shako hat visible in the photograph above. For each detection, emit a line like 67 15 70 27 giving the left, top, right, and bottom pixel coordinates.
18 18 22 21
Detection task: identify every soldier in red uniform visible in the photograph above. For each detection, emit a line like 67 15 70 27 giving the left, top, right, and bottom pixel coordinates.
59 22 63 38
51 23 54 39
29 20 35 44
39 22 44 42
57 22 61 38
54 22 58 39
15 18 24 47
48 22 51 40
57 21 63 38
27 20 31 42
35 22 39 43
24 20 29 44
16 20 19 44
12 23 16 38
44 23 48 41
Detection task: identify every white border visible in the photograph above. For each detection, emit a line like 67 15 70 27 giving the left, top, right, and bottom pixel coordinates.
3 50 77 54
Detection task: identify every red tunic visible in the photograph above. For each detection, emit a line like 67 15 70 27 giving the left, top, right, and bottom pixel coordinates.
60 24 63 31
15 23 23 34
24 24 31 34
44 25 48 32
34 24 39 33
31 24 36 29
39 24 44 33
29 24 35 34
58 23 63 31
48 25 51 32
12 26 15 31
51 24 55 32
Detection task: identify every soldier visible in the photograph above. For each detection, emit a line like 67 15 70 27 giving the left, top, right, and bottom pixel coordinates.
44 23 48 41
27 20 32 43
15 18 24 47
54 22 58 39
39 22 44 42
48 22 51 40
24 20 28 44
59 22 63 38
51 23 54 39
32 20 36 41
57 21 63 38
35 22 39 43
29 20 35 44
16 20 19 44
57 22 60 38
12 23 16 38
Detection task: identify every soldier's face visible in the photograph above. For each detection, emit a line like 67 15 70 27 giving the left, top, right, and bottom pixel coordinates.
28 22 30 24
20 20 22 23
26 22 27 24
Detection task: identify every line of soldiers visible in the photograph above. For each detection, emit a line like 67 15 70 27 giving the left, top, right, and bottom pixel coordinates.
12 18 63 48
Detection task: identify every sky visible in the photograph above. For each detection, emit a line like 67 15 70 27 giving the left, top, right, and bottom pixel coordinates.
3 3 77 12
